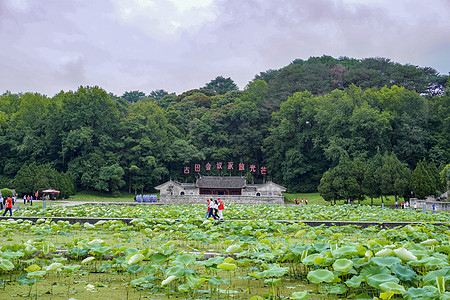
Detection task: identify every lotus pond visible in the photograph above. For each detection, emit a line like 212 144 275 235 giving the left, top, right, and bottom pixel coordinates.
0 204 449 299
11 203 450 223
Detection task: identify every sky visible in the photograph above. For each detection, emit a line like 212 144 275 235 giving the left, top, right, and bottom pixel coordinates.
1 0 449 97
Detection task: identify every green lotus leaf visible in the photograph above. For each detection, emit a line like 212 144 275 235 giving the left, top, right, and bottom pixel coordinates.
313 243 330 252
424 257 449 270
360 264 390 278
224 257 236 264
421 269 450 286
407 257 432 267
354 292 372 299
390 264 417 282
291 291 309 299
345 275 363 288
420 239 439 246
0 259 14 271
366 274 399 289
150 253 167 263
2 251 24 260
128 253 145 265
24 264 41 272
217 262 237 271
45 262 63 272
302 254 320 266
17 274 36 286
332 246 358 258
61 265 81 274
328 283 347 294
393 247 417 262
165 265 184 278
307 269 335 284
161 275 177 286
26 270 46 279
127 264 143 274
87 239 105 245
82 256 95 264
402 286 439 300
258 253 275 261
333 259 354 272
196 256 224 267
257 266 289 278
379 282 406 294
225 244 242 254
370 256 402 267
375 248 394 257
313 255 328 265
173 254 196 266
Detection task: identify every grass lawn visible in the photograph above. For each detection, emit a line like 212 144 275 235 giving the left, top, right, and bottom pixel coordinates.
283 192 407 207
65 190 138 202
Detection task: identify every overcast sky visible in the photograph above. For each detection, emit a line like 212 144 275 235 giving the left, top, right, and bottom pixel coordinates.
1 0 449 97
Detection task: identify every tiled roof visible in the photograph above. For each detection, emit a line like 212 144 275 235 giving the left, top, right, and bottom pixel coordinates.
196 176 247 189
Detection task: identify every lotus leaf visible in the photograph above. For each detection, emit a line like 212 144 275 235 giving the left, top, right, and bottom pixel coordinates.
366 274 399 289
313 243 330 252
307 269 335 284
370 256 402 267
420 239 439 246
390 264 417 282
328 283 347 294
61 265 81 274
197 256 224 267
332 245 358 258
333 258 354 272
424 257 449 270
393 247 417 262
257 266 289 278
127 264 143 274
88 239 105 245
173 253 196 266
375 248 394 257
408 257 433 267
150 252 167 263
27 270 46 279
402 286 439 300
45 262 63 272
0 259 14 271
218 262 237 271
165 265 185 278
291 291 309 299
128 253 145 265
224 257 236 263
379 282 406 294
24 264 41 272
422 269 450 286
345 275 363 288
82 256 95 264
302 254 321 266
249 296 265 300
161 275 177 286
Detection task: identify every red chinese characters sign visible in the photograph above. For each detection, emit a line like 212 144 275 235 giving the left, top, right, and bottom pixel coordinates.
183 162 267 175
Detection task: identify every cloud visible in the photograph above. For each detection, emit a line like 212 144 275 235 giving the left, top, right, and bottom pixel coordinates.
110 0 222 39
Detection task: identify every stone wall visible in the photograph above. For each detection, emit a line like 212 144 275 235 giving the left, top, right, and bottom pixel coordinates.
159 195 284 205
410 198 450 211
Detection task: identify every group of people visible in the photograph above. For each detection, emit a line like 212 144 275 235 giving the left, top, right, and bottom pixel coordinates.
205 198 224 220
23 195 34 205
294 198 308 205
394 200 410 209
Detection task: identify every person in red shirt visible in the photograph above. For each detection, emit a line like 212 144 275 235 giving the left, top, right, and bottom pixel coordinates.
218 198 224 220
2 196 13 216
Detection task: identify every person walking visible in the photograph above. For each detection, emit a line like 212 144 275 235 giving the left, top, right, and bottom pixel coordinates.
218 198 224 220
205 199 211 218
2 196 13 216
23 195 26 205
305 198 308 205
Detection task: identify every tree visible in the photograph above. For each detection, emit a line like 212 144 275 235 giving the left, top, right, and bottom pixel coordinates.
318 170 337 204
149 89 172 101
95 164 125 196
202 76 238 95
412 159 434 199
122 90 146 103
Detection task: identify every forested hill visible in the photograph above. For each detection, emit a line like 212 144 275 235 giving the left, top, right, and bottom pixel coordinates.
0 56 449 197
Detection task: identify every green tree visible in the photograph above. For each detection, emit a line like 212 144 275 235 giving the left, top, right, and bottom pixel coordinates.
122 90 146 103
202 76 238 95
318 170 337 204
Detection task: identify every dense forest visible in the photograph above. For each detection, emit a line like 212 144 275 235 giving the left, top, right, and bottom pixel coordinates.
0 56 449 200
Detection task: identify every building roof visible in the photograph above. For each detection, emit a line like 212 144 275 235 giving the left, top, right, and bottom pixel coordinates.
196 176 247 189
